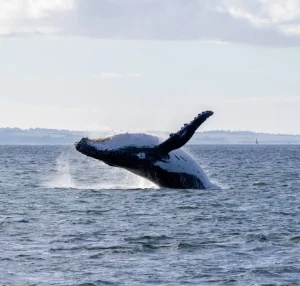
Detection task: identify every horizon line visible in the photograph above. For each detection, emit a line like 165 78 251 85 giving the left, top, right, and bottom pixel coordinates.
1 127 300 137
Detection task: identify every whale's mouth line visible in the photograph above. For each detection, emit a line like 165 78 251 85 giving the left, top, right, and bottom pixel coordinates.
75 137 111 148
91 137 111 143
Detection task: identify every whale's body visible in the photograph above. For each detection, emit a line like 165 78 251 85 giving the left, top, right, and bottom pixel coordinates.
76 111 214 189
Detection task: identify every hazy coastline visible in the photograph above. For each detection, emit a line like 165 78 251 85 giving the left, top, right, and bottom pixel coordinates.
1 128 299 145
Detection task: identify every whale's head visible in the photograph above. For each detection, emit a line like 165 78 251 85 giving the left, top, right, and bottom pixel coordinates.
75 133 160 167
75 137 104 159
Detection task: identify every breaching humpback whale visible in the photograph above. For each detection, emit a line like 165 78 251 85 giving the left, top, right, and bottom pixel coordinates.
75 111 214 189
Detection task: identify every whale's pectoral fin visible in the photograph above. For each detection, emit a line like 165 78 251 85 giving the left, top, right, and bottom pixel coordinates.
157 110 214 153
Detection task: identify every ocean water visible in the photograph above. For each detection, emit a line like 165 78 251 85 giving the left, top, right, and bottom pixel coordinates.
0 145 300 286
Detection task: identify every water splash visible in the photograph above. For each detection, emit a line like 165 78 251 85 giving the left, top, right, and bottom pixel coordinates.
130 173 158 190
43 153 75 189
42 151 158 190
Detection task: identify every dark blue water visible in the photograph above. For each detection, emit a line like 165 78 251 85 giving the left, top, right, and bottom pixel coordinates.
1 145 300 285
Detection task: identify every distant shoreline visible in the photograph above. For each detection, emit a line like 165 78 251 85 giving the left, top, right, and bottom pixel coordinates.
0 128 300 145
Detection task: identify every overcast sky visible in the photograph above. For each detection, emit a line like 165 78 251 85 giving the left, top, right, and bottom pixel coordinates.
1 0 300 134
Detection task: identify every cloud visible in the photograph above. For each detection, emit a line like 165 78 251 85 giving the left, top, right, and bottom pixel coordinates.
0 0 74 35
93 73 122 79
126 73 141 78
223 94 300 104
1 0 300 46
26 76 37 82
93 73 141 79
279 23 300 35
219 0 300 36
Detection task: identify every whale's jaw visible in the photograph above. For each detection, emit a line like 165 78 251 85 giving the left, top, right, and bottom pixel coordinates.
75 137 109 161
75 136 144 168
75 138 93 156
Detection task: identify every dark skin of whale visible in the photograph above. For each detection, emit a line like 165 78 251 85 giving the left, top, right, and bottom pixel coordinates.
75 111 214 189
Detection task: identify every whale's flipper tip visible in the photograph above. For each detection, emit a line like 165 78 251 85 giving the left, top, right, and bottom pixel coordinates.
158 110 214 153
